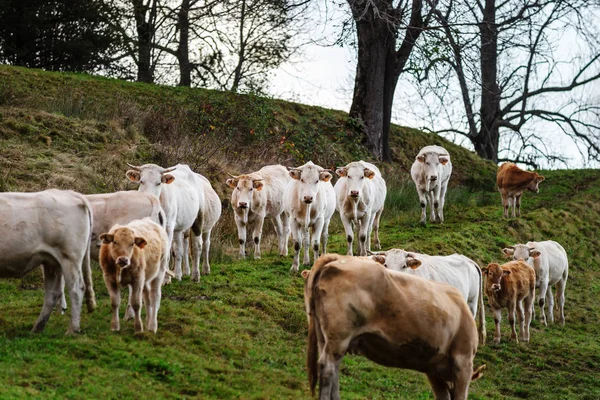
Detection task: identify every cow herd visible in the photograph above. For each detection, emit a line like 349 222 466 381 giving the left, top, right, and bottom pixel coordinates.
0 144 570 399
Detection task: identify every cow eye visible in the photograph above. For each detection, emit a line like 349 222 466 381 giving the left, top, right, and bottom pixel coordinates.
315 180 318 184
140 181 144 185
360 176 364 180
250 187 253 191
156 182 160 186
348 176 352 180
301 179 304 183
113 241 118 245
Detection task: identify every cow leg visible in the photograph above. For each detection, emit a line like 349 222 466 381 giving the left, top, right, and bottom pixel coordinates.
416 187 428 224
143 283 152 330
290 220 302 272
433 185 442 223
556 277 567 325
61 260 85 335
372 209 383 250
318 351 342 400
366 211 376 253
516 300 526 342
500 190 508 218
515 194 522 217
321 217 331 255
235 215 247 259
546 285 555 323
357 213 370 257
311 218 325 263
190 230 203 282
511 195 517 218
537 281 549 326
252 214 265 260
102 274 121 331
281 212 290 256
524 293 534 342
508 302 518 343
273 214 286 256
302 226 311 266
171 230 184 281
125 287 135 321
130 279 144 333
493 308 502 344
428 191 436 222
438 183 448 223
451 354 474 400
32 264 64 333
200 230 212 276
340 213 354 256
426 374 450 400
147 277 162 333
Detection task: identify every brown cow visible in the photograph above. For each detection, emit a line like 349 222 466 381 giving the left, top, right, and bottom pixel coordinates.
482 261 536 344
496 162 545 218
99 218 169 333
303 254 484 400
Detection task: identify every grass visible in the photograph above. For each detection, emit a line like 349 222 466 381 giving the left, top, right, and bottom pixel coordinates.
0 65 599 399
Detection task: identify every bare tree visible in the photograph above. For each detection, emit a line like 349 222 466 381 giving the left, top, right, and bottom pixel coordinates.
409 0 600 166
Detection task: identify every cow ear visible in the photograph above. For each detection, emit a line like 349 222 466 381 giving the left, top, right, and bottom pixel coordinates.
407 258 422 269
319 171 332 182
162 174 175 184
502 248 514 257
126 170 140 183
481 267 488 275
134 237 147 249
335 167 347 177
503 270 511 276
538 175 545 182
226 178 238 188
301 269 310 280
253 181 264 191
100 233 114 244
530 250 541 258
289 169 301 180
364 168 375 179
417 154 426 163
372 255 386 265
439 157 449 165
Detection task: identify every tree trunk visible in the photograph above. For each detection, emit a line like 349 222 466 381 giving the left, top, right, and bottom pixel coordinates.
132 0 156 83
177 0 191 86
230 0 246 92
349 16 396 160
477 0 501 162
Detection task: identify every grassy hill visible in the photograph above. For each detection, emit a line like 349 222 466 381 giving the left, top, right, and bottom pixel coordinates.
0 65 599 399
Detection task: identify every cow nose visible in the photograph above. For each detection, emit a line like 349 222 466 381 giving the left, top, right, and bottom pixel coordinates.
238 202 248 209
350 190 359 198
491 284 501 291
116 257 130 266
430 175 438 181
303 196 313 204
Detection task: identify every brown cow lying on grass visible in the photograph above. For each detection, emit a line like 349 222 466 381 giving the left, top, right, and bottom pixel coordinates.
483 261 536 344
99 218 169 333
302 254 485 400
496 162 545 218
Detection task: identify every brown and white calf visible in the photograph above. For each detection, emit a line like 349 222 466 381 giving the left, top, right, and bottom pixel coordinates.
226 165 291 259
483 261 536 344
496 162 545 218
303 254 484 400
99 218 169 333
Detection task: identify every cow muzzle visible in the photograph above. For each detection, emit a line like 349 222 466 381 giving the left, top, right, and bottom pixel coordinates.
116 257 130 267
491 283 501 292
429 175 438 181
303 196 313 204
350 190 359 198
238 202 248 209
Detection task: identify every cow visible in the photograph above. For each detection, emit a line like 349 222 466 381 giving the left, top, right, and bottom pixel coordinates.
482 261 535 344
334 161 386 256
496 162 545 218
99 218 169 333
226 165 291 259
503 240 568 325
0 189 96 333
283 161 336 272
303 254 484 400
370 248 486 345
411 145 452 224
126 163 221 282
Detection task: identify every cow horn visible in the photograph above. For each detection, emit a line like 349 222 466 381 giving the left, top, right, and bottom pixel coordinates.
162 166 177 173
227 173 239 179
253 179 263 182
286 166 297 171
127 163 141 171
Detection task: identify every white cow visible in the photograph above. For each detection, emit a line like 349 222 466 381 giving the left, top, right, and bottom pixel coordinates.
411 145 452 224
503 240 569 325
335 160 386 256
371 248 486 345
283 161 336 272
0 189 96 333
126 163 220 282
226 165 290 259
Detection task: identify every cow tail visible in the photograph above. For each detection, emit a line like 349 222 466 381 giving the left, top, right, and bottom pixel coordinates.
81 195 97 313
475 261 486 346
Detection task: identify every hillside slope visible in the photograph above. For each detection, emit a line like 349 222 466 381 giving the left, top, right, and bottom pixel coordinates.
0 66 599 399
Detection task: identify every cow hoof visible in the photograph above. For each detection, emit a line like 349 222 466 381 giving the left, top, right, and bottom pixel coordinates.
191 275 200 283
66 328 81 336
493 337 501 344
254 255 261 260
201 268 210 275
290 265 299 273
61 308 67 315
175 275 183 281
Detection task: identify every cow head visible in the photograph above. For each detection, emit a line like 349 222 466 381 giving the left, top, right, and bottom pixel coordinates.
527 173 545 193
502 244 541 262
416 151 449 191
482 263 510 292
226 174 263 210
369 249 421 271
288 161 331 204
126 163 176 197
99 227 147 268
336 162 375 200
